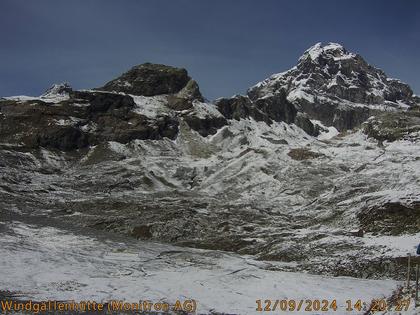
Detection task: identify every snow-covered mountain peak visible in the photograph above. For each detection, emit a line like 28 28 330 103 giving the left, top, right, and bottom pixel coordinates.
298 42 355 62
41 83 72 98
247 42 417 128
38 82 73 103
3 83 73 103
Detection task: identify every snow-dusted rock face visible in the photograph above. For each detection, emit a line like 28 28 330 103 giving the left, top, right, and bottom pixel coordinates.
245 42 419 131
41 82 73 100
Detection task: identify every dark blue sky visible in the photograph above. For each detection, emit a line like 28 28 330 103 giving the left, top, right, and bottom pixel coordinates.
1 0 419 100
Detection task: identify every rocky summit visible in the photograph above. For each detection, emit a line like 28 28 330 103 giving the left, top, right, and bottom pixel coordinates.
1 42 420 294
100 63 203 99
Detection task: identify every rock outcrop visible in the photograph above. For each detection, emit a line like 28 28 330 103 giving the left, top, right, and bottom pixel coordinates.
97 62 227 138
358 201 420 235
215 90 306 132
363 110 420 142
99 63 202 99
0 87 179 151
0 63 226 150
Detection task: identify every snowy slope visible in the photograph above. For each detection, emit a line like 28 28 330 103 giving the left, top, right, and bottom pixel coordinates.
0 220 407 315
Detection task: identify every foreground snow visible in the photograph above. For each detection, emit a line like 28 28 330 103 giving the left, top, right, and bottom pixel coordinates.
0 220 414 314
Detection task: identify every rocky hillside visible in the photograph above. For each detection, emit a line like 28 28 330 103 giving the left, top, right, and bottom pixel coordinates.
1 43 420 281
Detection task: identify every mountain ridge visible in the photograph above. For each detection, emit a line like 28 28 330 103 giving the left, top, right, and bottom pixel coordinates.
2 42 419 150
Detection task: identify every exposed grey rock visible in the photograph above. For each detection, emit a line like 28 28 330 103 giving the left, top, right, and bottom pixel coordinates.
296 97 371 131
176 79 204 102
70 90 135 112
183 113 227 137
254 91 297 124
215 90 297 125
166 95 193 111
37 126 88 151
294 112 319 136
215 95 256 120
0 90 179 151
413 95 420 106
